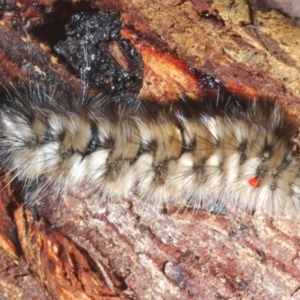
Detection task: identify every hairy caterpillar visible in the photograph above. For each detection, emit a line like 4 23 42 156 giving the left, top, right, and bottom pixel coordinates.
0 84 299 215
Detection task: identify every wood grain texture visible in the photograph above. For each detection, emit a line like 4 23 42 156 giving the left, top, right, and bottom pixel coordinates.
96 0 300 106
0 0 300 299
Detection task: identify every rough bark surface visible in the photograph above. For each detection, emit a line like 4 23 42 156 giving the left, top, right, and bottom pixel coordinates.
0 0 300 299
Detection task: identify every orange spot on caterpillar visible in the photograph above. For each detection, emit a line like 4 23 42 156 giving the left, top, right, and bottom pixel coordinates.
248 177 260 187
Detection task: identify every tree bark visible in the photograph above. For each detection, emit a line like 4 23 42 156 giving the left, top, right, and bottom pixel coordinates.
1 0 300 299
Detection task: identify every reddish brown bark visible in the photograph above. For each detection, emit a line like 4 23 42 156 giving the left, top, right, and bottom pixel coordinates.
1 0 300 299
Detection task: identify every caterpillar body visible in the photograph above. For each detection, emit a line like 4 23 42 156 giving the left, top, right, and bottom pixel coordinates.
0 86 299 215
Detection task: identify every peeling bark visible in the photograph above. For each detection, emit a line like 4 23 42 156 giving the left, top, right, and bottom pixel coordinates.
0 0 300 299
